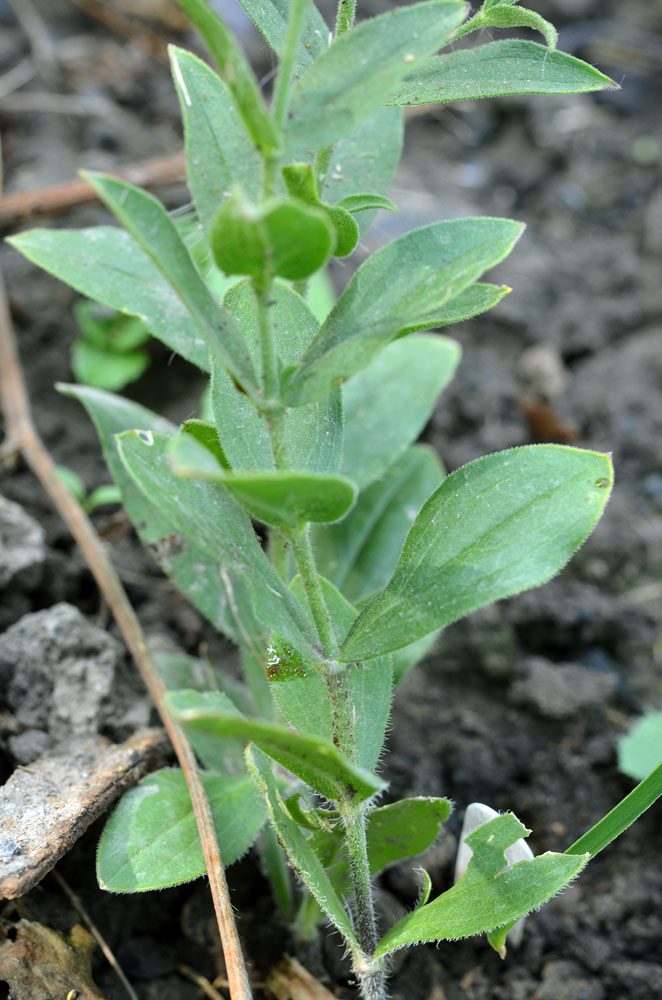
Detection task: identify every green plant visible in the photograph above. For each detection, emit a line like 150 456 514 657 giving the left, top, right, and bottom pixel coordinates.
70 299 153 391
8 0 662 996
55 464 121 514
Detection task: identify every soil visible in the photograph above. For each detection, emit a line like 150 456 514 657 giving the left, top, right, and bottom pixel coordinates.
1 1 661 998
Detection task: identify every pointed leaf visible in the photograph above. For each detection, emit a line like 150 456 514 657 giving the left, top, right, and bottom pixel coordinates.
170 47 261 231
618 713 662 782
212 279 342 475
271 577 392 773
56 384 265 650
322 107 404 236
456 3 557 49
8 228 209 370
167 689 385 803
390 40 615 106
283 217 524 406
97 768 266 891
284 0 468 155
342 334 459 489
313 445 444 606
246 747 359 946
116 428 315 657
374 813 588 957
83 172 258 395
341 445 613 661
234 0 328 73
410 282 510 330
165 688 247 775
336 194 397 214
174 0 278 154
170 431 358 527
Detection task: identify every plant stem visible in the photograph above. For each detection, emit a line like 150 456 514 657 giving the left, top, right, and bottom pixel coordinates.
289 527 340 660
271 0 310 132
339 802 385 1000
254 280 288 468
335 0 356 37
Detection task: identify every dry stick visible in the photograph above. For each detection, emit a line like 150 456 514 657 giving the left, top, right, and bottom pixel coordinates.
0 268 253 1000
0 152 186 229
51 870 140 1000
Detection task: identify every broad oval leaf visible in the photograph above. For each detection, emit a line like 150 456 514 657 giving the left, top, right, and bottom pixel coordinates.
313 445 444 606
170 431 358 527
284 0 468 156
246 746 359 948
283 217 524 406
342 334 460 490
97 768 266 892
83 172 258 395
56 384 265 651
389 39 615 107
341 445 613 661
170 47 261 230
374 813 588 957
116 428 315 658
8 228 209 371
167 690 385 804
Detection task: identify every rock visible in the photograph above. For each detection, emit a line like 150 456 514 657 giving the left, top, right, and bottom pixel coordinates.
510 656 617 719
533 959 605 1000
0 495 46 590
0 603 151 757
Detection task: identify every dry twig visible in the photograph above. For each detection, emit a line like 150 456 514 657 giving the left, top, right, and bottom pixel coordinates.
0 265 252 1000
0 152 186 230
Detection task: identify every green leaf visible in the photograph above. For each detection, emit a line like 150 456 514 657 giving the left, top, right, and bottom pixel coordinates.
341 445 613 661
233 0 328 73
392 632 440 685
170 431 358 528
618 714 662 782
165 688 247 775
212 279 343 474
283 217 523 406
284 0 468 155
321 107 404 237
180 418 230 469
82 173 258 395
455 2 557 49
73 300 151 352
116 428 315 657
408 282 511 331
57 383 265 650
97 768 265 891
174 0 278 154
336 194 398 215
210 193 335 282
167 689 385 803
82 484 122 513
71 341 149 391
342 335 460 490
246 746 359 947
389 40 616 107
8 228 209 370
313 445 444 606
271 576 392 773
170 47 261 231
55 465 86 504
282 164 359 258
374 813 588 957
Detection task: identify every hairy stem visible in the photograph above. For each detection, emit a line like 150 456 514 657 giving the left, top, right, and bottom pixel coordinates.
335 0 357 37
289 526 340 660
339 803 385 1000
271 0 310 131
254 280 288 468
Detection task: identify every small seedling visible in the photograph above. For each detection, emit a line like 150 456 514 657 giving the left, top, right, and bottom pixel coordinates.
9 0 662 996
55 465 121 514
71 299 152 392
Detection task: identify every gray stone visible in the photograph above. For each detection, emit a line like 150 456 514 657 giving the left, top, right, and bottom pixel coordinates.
0 602 151 746
0 495 46 590
510 657 617 719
